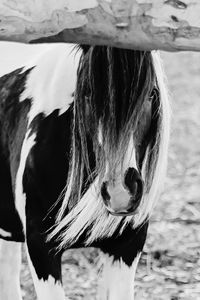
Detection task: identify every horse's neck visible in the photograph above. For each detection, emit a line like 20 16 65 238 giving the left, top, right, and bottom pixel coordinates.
20 44 81 125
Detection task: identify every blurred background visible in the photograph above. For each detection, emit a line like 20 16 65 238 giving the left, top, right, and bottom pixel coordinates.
0 43 200 299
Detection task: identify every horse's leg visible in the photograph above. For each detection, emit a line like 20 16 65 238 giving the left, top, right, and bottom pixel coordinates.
99 253 140 300
25 221 66 300
98 222 149 300
0 240 22 300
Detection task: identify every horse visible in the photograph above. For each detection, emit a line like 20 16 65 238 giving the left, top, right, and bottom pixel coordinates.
0 43 170 300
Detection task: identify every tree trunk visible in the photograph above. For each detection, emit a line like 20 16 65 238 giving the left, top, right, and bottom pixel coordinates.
0 0 200 51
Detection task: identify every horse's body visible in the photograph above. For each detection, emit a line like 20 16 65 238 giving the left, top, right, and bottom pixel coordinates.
0 44 170 299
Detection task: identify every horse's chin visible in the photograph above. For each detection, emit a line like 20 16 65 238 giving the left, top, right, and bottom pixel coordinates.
105 202 140 217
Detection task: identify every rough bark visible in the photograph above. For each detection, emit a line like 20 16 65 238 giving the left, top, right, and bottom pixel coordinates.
1 0 200 51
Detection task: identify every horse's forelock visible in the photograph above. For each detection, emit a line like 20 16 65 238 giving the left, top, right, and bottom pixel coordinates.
60 47 157 208
75 46 156 173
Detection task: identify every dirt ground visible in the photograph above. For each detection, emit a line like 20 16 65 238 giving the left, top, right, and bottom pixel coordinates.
18 50 200 299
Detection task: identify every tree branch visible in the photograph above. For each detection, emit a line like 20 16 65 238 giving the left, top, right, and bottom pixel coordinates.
1 0 200 51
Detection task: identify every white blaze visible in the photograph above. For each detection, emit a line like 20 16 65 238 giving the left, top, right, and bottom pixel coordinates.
105 137 139 213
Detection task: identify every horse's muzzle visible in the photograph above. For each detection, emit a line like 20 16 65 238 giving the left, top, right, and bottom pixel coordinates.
101 168 143 216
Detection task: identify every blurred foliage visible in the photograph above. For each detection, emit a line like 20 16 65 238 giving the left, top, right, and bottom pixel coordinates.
135 51 200 300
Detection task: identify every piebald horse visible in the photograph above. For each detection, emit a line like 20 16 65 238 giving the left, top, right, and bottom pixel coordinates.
0 44 170 299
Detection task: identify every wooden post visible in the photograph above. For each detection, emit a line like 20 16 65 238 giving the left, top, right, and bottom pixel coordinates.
1 0 200 51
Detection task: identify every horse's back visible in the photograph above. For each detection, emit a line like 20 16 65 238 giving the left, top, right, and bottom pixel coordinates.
0 43 80 242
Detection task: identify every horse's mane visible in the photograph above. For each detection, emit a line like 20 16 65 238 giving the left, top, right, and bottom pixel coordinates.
49 46 170 248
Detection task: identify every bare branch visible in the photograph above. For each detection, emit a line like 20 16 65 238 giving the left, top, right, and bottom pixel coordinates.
1 0 200 51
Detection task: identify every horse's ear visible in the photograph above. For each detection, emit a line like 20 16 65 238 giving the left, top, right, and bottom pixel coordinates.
79 44 91 54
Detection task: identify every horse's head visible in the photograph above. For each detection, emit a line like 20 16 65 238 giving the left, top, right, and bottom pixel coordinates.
71 46 164 217
51 45 170 248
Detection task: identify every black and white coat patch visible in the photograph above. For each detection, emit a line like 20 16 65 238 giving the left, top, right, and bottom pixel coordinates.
0 44 170 300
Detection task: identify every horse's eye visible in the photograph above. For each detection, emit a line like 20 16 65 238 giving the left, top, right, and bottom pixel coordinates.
148 95 154 102
149 87 159 102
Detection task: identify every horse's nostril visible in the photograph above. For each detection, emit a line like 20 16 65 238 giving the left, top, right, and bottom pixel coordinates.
124 168 143 201
101 182 110 203
135 178 143 201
